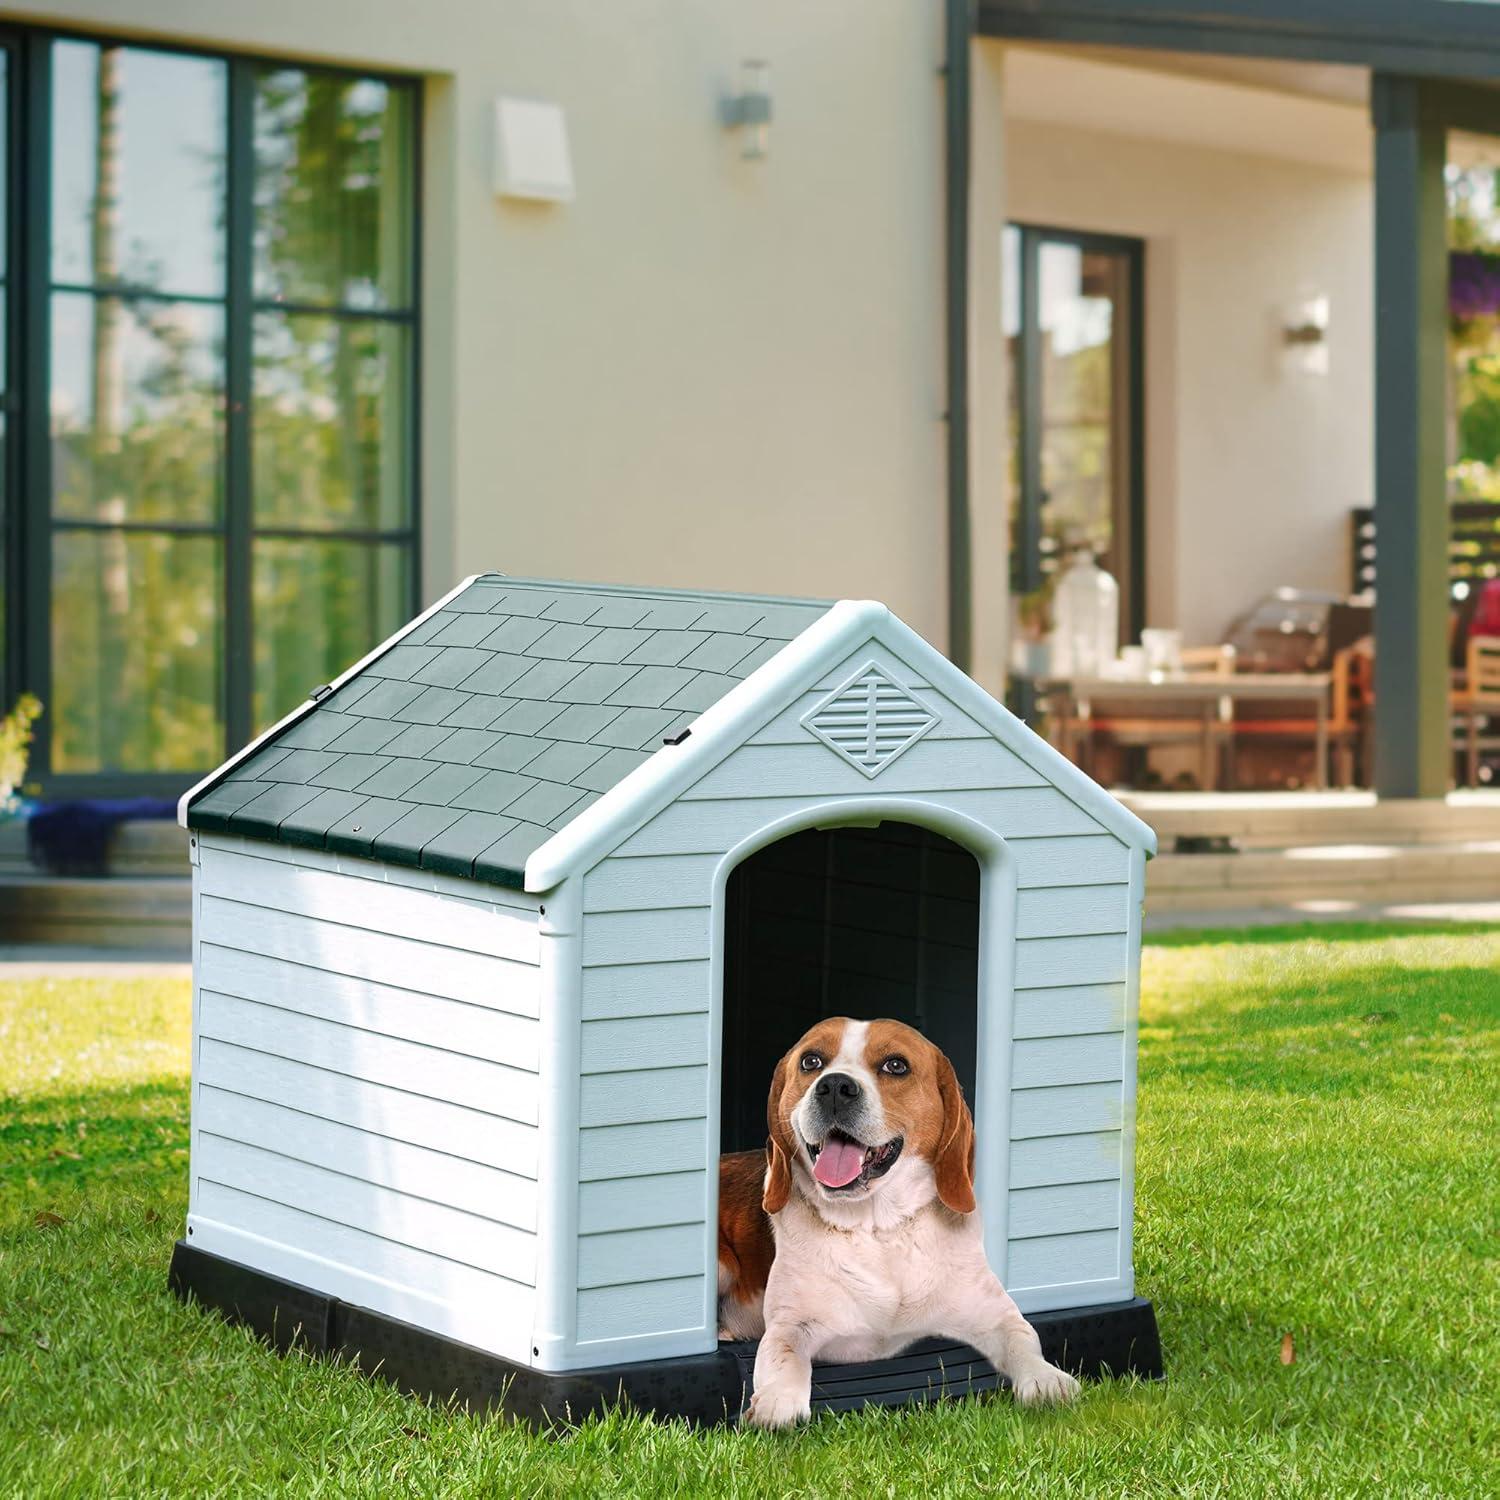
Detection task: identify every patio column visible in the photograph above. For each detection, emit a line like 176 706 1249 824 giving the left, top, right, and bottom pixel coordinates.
1371 77 1449 799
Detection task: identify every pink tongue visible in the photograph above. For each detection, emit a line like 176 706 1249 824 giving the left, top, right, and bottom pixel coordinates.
813 1137 866 1189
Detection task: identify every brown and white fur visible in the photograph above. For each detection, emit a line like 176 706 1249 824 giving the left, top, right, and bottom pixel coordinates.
717 1016 1080 1429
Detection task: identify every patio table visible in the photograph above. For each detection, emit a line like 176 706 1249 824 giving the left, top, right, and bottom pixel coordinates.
1037 672 1333 790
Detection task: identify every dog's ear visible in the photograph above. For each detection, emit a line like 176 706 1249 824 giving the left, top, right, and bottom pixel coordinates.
933 1051 976 1214
763 1051 796 1214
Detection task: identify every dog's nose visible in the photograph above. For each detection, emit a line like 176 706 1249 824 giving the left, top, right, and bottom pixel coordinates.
814 1072 861 1102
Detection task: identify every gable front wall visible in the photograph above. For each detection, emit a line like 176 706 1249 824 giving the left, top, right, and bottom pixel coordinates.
559 636 1144 1367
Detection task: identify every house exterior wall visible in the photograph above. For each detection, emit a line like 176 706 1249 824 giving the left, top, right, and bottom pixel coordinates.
568 632 1143 1367
1001 52 1374 646
8 0 987 674
185 833 545 1364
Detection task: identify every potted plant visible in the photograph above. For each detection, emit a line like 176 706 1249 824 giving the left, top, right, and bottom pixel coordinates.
0 694 42 816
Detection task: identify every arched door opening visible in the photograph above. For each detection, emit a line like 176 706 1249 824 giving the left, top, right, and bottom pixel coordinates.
719 820 981 1155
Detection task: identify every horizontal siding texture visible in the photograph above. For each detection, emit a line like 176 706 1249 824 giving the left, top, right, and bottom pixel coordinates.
578 1118 706 1181
1006 1229 1121 1291
194 1181 530 1311
577 1277 705 1345
581 959 710 1019
189 837 545 1358
578 1065 710 1128
1008 875 1132 1300
573 876 715 1347
580 1013 711 1074
197 844 540 960
196 1086 539 1229
1009 1131 1123 1190
198 896 540 1015
197 1039 539 1173
681 739 1045 801
197 1135 536 1283
198 991 540 1123
615 786 1105 858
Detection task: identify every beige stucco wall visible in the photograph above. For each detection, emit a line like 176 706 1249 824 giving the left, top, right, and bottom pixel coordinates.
10 6 1379 678
13 1 977 666
1000 54 1374 646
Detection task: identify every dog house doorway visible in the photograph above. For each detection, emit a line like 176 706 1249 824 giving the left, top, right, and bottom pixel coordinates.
719 821 981 1154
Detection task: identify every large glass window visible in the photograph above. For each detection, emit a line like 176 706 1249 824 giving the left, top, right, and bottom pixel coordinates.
48 42 227 774
249 67 415 730
0 32 418 786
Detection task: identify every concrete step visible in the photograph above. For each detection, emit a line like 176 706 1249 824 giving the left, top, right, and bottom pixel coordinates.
0 817 189 876
1146 839 1500 912
0 874 191 951
1121 791 1500 849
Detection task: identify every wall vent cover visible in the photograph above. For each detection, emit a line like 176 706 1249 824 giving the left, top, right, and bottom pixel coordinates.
802 661 939 778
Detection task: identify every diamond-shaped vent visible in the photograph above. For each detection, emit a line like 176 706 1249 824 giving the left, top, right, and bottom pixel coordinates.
802 662 939 778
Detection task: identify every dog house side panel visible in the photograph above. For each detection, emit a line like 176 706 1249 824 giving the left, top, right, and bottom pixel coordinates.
1005 852 1138 1314
186 834 545 1363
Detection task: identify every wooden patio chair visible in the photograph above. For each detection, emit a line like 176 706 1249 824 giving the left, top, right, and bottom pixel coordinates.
1228 642 1372 788
1452 635 1500 786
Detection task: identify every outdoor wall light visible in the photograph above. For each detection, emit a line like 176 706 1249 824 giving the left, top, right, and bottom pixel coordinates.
1280 293 1330 376
721 59 772 159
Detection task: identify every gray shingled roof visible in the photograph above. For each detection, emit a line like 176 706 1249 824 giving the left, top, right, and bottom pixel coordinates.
186 576 831 887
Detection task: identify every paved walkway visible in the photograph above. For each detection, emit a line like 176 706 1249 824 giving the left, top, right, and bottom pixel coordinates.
0 945 191 979
1145 899 1500 931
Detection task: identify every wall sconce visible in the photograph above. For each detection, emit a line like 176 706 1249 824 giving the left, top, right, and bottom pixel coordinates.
721 59 772 159
1281 293 1330 376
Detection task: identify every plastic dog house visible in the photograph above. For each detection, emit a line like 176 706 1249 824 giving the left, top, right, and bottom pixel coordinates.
170 574 1163 1422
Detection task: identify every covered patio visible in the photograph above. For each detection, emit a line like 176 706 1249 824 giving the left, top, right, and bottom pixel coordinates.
954 1 1500 814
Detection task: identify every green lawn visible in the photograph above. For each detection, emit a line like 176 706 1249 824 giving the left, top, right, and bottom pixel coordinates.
1 927 1497 1497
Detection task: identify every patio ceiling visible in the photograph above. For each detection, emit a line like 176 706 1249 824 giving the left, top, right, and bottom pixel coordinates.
1058 46 1368 106
1001 45 1370 173
952 2 1500 796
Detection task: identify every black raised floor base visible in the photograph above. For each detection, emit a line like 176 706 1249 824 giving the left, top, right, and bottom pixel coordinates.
170 1240 1163 1427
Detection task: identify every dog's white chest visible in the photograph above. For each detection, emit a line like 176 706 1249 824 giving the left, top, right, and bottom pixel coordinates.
770 1200 987 1362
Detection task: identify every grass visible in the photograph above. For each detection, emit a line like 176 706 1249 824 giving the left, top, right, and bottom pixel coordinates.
1 926 1497 1497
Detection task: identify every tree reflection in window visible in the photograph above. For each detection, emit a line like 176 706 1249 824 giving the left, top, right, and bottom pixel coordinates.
40 41 416 777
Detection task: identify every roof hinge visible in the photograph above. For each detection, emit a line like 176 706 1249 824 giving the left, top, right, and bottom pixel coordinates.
663 727 692 746
308 683 334 703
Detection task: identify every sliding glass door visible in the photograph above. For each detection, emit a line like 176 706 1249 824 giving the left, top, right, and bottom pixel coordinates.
1005 224 1145 641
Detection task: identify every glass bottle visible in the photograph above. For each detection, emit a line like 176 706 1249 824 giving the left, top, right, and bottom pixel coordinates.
1051 551 1120 678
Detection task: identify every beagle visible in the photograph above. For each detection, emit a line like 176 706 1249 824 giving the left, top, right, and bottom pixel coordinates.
718 1016 1080 1428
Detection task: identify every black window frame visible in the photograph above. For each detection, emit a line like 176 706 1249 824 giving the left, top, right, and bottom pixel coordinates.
1008 221 1147 642
0 23 422 799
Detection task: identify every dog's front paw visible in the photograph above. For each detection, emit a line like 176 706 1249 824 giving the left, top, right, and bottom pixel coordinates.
744 1381 812 1430
1011 1359 1080 1407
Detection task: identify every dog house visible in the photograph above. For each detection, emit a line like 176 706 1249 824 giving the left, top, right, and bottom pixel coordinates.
170 574 1163 1423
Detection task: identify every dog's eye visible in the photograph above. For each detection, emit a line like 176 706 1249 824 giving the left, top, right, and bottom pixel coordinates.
880 1056 910 1076
799 1051 823 1073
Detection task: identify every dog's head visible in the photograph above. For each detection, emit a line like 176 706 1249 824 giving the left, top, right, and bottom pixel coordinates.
762 1017 975 1218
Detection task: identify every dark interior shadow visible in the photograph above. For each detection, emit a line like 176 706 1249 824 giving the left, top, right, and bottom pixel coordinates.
719 822 980 1154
